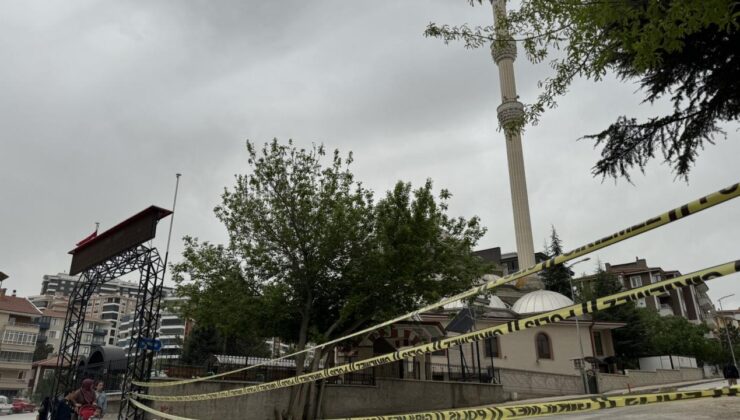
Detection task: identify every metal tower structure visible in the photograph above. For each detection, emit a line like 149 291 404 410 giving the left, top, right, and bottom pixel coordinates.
51 206 171 419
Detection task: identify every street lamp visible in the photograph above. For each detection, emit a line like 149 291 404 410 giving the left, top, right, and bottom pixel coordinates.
718 294 737 368
566 257 591 393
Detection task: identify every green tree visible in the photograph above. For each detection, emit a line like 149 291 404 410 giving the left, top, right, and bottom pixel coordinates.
180 325 222 365
716 324 740 364
33 342 54 362
171 239 267 358
174 139 489 419
585 268 654 367
540 227 571 296
642 311 714 360
425 1 739 180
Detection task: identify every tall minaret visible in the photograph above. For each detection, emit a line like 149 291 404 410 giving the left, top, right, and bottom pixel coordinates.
490 0 538 288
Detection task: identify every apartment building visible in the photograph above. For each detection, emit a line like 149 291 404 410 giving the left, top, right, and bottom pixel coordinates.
39 273 192 360
36 308 110 357
580 258 714 326
116 293 192 360
716 307 740 329
86 294 138 346
41 273 142 298
0 289 41 397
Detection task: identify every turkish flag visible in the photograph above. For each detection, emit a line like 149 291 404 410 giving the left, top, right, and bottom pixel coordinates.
75 230 98 247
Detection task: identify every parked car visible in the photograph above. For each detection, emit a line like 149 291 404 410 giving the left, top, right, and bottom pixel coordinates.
11 398 35 413
0 396 12 415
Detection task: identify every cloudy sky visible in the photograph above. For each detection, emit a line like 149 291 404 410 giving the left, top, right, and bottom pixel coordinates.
1 1 738 309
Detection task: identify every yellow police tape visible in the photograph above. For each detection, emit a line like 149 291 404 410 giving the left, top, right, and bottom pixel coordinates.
127 397 196 420
133 182 740 389
133 259 740 402
128 386 739 420
334 386 740 420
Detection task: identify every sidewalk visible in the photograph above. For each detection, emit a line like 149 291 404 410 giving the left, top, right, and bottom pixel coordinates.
601 377 723 395
497 377 725 407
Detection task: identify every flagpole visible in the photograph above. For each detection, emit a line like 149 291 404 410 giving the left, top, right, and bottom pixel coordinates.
162 173 182 275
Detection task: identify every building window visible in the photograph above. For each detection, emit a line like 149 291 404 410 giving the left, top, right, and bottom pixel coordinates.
484 336 500 358
593 331 604 356
535 333 552 360
637 298 647 308
2 331 38 346
630 276 642 288
0 351 33 363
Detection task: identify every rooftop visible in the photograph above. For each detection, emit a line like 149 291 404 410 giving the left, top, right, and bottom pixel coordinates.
0 293 43 316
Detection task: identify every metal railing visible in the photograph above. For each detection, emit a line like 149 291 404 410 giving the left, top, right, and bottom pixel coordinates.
154 359 499 387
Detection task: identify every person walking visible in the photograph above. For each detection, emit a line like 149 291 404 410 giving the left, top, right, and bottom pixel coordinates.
723 362 739 387
95 380 108 418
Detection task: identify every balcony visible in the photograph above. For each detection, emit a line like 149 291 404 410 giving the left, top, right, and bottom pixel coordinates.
659 304 675 317
0 377 29 390
5 323 40 333
0 359 32 370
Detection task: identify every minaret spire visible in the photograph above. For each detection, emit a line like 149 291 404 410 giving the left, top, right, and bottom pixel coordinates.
490 0 538 288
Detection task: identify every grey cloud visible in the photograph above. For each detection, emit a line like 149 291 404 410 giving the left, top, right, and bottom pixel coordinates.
1 0 738 309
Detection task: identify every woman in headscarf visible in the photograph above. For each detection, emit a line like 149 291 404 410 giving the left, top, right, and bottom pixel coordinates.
66 379 98 420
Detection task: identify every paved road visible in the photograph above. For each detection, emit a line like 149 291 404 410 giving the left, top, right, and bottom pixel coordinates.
553 380 739 419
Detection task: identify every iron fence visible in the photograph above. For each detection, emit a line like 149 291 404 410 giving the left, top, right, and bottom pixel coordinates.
155 359 499 387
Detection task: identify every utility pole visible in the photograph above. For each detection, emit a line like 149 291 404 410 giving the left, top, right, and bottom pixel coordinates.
567 258 591 393
490 0 537 288
718 294 738 368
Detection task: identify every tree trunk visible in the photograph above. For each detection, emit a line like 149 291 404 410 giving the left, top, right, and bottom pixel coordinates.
306 345 335 420
283 298 312 419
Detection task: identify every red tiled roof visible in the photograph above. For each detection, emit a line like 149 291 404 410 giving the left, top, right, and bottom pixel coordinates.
0 296 43 316
33 355 69 368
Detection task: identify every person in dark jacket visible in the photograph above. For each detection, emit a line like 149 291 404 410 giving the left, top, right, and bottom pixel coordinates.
723 363 739 387
66 379 97 420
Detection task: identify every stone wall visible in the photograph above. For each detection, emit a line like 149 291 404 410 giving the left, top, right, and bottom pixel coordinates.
498 367 583 400
322 378 504 418
143 377 505 419
596 368 705 393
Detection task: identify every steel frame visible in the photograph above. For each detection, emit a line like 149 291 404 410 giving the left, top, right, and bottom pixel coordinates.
51 244 165 420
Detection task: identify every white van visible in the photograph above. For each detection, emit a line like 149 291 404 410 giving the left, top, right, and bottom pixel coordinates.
0 396 12 415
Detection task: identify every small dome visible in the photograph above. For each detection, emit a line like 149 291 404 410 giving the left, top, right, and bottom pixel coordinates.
511 290 573 314
442 299 466 311
487 295 508 309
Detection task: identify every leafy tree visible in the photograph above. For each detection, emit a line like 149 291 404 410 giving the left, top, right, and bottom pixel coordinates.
180 325 222 365
33 342 54 362
716 324 740 364
584 268 654 367
641 310 714 360
174 139 489 419
171 239 267 359
425 1 739 180
540 227 571 296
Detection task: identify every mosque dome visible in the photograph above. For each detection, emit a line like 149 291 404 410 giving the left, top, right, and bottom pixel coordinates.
511 290 573 314
442 299 466 311
487 295 508 309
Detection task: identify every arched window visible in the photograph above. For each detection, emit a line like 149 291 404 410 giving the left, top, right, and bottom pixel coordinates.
535 333 552 359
